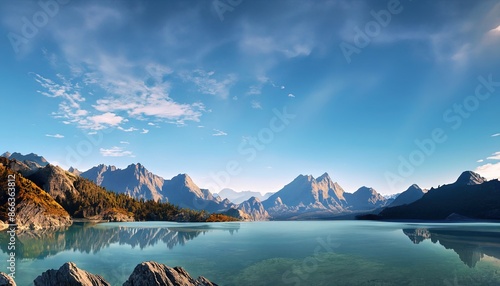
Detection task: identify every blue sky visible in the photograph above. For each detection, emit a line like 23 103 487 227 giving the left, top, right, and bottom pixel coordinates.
1 0 500 195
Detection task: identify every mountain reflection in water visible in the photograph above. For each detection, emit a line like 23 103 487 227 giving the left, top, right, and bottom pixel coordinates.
403 228 500 268
0 222 240 259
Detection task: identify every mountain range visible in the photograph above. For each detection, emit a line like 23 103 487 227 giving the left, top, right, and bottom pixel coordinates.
80 164 232 212
370 171 500 221
2 151 499 223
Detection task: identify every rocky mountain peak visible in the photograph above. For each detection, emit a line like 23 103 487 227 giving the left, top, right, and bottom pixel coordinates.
355 186 377 195
316 172 331 182
2 151 49 166
388 184 425 207
171 173 195 186
68 166 81 176
454 171 486 186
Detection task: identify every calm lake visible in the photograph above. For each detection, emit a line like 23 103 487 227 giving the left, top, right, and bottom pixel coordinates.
2 221 500 285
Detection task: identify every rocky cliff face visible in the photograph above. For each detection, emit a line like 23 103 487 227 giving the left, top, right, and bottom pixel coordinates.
124 261 217 286
0 272 15 286
15 200 72 231
28 164 80 203
34 262 110 286
0 158 72 231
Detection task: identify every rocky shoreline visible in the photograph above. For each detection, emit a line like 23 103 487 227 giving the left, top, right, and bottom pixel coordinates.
0 261 217 286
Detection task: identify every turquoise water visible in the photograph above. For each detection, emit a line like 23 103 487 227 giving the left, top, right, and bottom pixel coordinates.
1 221 500 285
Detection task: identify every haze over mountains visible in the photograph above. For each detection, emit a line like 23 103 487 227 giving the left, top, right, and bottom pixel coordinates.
2 151 499 222
216 189 273 204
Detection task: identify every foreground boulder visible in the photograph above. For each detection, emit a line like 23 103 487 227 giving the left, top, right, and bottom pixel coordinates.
123 261 218 286
32 261 217 286
33 262 110 286
0 273 16 286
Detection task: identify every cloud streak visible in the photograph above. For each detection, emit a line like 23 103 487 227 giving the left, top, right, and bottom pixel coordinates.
487 152 500 160
100 146 133 157
212 129 227 136
45 134 64 138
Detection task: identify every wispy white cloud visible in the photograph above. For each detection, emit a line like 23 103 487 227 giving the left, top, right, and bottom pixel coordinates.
477 159 484 163
45 134 64 139
490 24 500 33
492 133 500 137
240 34 312 59
475 162 500 180
179 69 237 99
246 76 290 96
34 73 93 128
34 73 84 106
251 100 262 109
288 93 295 98
141 129 149 134
120 141 130 144
487 152 500 160
100 146 133 157
118 126 138 132
88 112 124 129
212 129 227 136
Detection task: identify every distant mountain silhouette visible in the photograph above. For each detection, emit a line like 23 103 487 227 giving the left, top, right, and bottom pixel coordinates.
454 171 486 186
2 151 49 167
388 184 426 207
377 171 500 220
216 188 273 204
344 186 388 210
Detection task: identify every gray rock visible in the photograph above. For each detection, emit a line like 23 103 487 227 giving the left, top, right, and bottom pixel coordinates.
123 261 217 286
34 262 110 286
15 200 72 231
0 272 16 286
